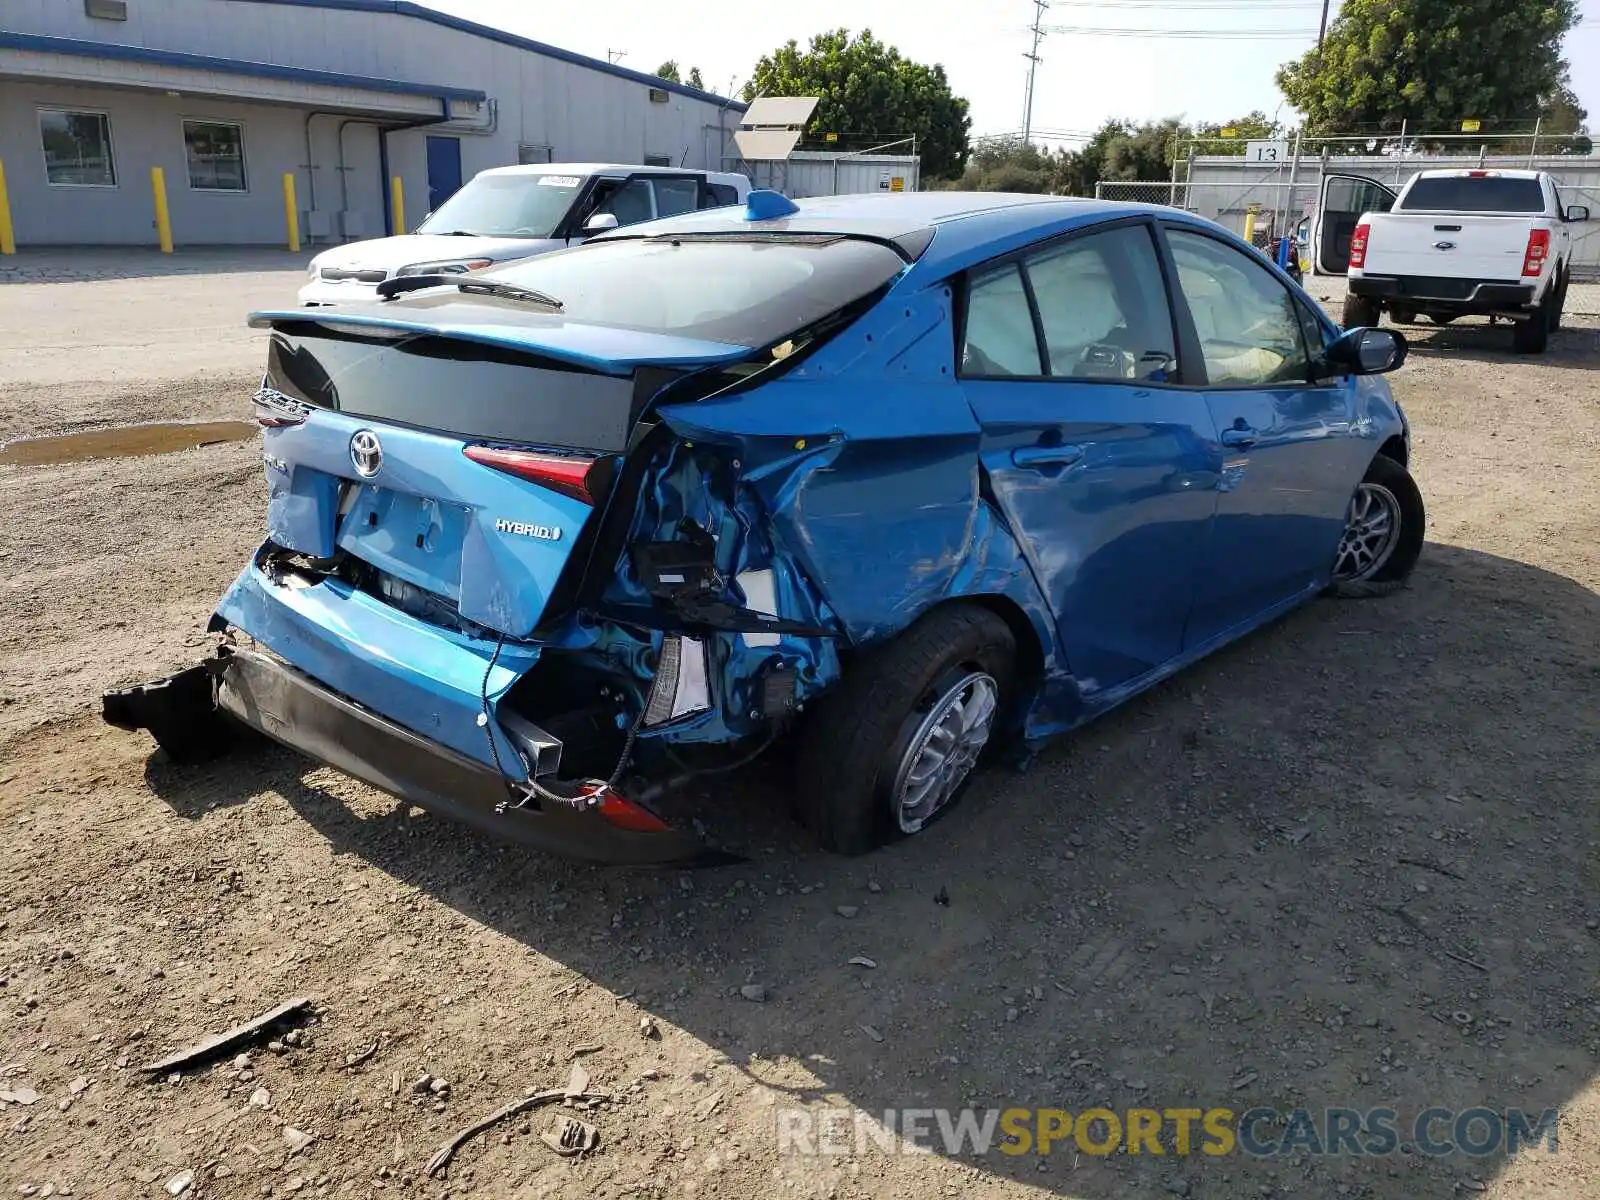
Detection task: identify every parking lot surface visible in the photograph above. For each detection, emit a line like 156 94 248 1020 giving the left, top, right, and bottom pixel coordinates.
2 255 1599 1198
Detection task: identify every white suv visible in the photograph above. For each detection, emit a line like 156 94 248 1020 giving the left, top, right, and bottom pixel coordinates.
299 163 751 306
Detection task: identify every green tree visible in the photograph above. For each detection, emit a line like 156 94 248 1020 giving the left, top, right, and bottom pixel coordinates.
1192 111 1283 154
745 29 972 178
688 66 705 90
655 60 681 83
1276 0 1583 134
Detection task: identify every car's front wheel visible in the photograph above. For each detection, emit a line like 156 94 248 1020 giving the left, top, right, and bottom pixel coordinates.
795 605 1017 855
1330 454 1425 597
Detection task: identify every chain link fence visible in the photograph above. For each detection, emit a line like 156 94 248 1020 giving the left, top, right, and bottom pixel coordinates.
1095 153 1600 280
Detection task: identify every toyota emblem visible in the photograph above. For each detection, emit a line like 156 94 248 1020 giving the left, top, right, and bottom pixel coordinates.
349 429 383 477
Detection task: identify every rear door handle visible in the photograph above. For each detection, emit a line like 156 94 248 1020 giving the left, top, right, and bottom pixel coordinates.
1220 426 1258 449
1012 444 1084 469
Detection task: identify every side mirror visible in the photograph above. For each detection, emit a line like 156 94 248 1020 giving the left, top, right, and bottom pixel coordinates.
1324 326 1407 375
582 212 620 234
1566 204 1590 222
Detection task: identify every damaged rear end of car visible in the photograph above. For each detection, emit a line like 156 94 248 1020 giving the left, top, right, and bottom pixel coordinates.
104 224 926 863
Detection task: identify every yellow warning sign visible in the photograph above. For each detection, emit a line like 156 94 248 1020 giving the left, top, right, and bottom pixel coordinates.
890 176 905 192
1461 118 1481 133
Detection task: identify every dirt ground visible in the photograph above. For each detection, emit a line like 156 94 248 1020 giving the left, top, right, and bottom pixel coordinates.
2 254 1599 1200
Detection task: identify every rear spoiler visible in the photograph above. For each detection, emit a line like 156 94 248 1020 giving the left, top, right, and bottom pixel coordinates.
247 309 756 376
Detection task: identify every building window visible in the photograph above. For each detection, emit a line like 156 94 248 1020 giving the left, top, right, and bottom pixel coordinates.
39 110 116 187
643 154 672 167
183 120 247 192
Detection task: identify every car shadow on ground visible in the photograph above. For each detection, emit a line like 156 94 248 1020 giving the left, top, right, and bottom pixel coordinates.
145 541 1600 1198
1391 318 1600 364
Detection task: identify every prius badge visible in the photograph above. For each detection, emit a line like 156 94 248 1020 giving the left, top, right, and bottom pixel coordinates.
496 517 563 542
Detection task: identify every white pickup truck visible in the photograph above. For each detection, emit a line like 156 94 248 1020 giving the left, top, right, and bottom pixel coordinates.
1317 168 1589 354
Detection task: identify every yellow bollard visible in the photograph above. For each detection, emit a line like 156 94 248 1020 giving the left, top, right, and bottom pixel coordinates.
282 172 301 253
151 166 173 253
0 159 15 255
1241 208 1257 246
390 175 405 236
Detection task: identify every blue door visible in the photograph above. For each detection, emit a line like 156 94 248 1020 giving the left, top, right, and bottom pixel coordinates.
959 220 1221 708
425 136 463 214
1160 226 1363 645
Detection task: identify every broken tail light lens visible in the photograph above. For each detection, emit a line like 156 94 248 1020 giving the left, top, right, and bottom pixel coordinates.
1348 222 1371 270
642 635 712 727
1522 229 1550 277
463 445 599 504
596 791 671 833
252 386 310 428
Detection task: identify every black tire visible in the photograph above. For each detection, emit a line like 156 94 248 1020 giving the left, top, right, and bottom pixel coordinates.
1342 293 1382 329
1512 293 1551 354
1329 453 1426 599
1426 313 1457 326
1390 306 1419 325
794 605 1017 855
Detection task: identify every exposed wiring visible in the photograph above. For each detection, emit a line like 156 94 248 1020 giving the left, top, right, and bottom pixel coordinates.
481 630 644 811
664 731 778 779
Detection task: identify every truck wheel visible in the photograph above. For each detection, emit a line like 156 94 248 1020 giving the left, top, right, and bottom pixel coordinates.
1512 291 1553 354
1341 294 1381 329
1426 313 1457 326
1329 454 1426 598
1550 270 1568 332
794 606 1017 855
1390 306 1419 325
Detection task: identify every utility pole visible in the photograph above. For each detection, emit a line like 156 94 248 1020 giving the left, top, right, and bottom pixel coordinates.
1022 0 1049 146
1317 0 1331 48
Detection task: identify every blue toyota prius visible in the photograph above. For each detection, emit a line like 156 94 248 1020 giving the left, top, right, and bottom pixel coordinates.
106 190 1422 863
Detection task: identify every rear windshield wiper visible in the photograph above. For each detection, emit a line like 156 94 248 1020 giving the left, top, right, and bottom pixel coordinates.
375 275 564 310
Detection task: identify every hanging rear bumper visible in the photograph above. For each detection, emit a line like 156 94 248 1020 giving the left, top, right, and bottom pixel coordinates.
103 646 717 866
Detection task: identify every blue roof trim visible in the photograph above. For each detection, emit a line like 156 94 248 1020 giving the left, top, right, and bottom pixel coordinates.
0 29 486 103
227 0 747 110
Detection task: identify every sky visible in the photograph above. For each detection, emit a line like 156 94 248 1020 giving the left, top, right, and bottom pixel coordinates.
421 0 1600 147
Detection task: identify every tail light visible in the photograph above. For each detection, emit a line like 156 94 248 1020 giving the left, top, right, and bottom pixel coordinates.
596 790 671 833
463 445 599 504
1522 229 1550 277
251 386 310 428
1348 222 1371 270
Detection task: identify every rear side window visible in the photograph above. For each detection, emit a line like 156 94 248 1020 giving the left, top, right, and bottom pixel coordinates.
654 178 701 217
1025 226 1176 381
963 264 1041 376
487 236 906 347
704 183 740 208
1399 177 1545 213
961 224 1177 383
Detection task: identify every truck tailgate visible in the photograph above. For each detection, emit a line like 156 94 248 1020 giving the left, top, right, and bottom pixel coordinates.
1366 215 1533 280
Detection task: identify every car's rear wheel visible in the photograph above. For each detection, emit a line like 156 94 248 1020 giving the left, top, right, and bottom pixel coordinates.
1329 454 1425 597
1426 313 1457 326
1342 293 1382 329
794 606 1017 855
1390 306 1419 325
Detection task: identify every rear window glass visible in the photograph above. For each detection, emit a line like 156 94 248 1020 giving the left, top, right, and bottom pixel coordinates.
483 235 906 347
1399 177 1545 213
264 326 637 452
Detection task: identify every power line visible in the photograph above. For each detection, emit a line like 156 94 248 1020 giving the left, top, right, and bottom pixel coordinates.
1044 23 1317 36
